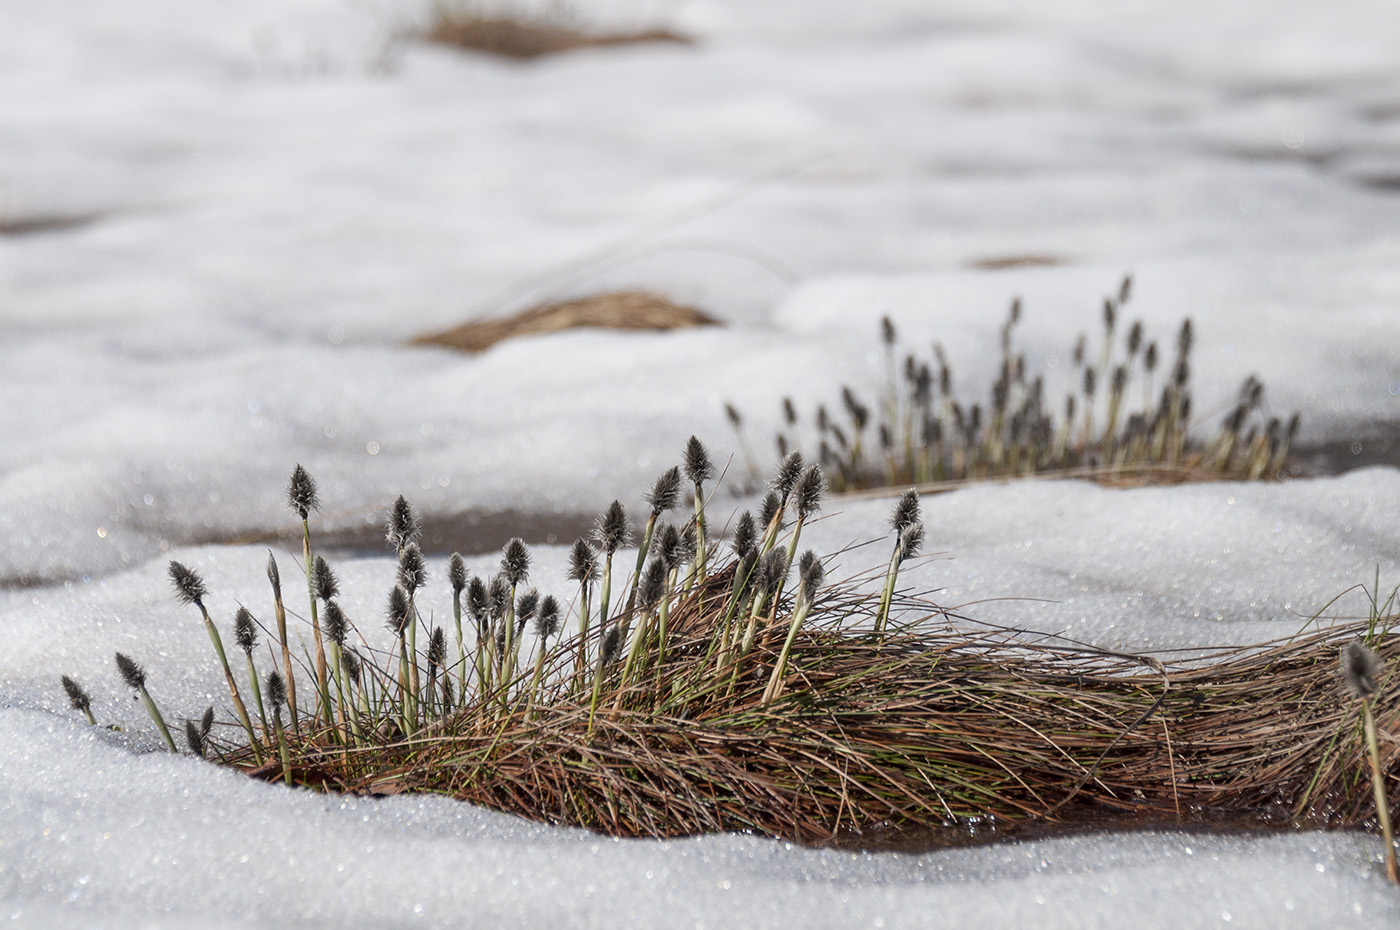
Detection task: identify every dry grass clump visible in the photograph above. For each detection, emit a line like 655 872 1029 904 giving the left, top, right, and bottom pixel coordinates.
425 4 689 60
60 447 1397 867
411 291 717 353
726 276 1302 493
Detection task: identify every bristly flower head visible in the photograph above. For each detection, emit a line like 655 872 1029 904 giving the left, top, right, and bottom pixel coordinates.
322 600 348 645
341 648 362 684
448 553 467 597
61 675 91 713
313 554 339 603
594 501 630 555
890 489 920 535
501 537 530 586
287 464 320 520
639 559 668 612
797 550 824 603
683 435 713 486
758 548 789 596
536 595 561 640
794 464 825 520
773 451 804 502
516 588 540 625
731 511 757 559
428 626 446 673
168 561 208 607
234 606 258 653
654 523 682 572
897 521 925 564
266 551 281 597
115 652 146 690
1341 640 1384 700
758 491 781 531
568 538 599 584
386 585 412 636
185 719 205 758
466 576 488 621
398 543 428 594
266 670 287 710
487 575 510 620
600 625 624 666
385 495 420 553
645 466 682 517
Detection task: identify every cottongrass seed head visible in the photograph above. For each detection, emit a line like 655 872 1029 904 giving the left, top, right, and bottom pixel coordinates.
115 652 145 690
322 600 348 645
797 550 824 602
61 675 91 712
168 560 208 606
386 495 420 552
595 501 630 555
449 553 467 597
428 626 446 673
467 576 489 621
645 466 682 516
287 464 320 520
794 464 825 520
568 538 599 584
890 489 920 534
1341 639 1384 700
536 595 561 640
773 451 804 502
386 585 412 636
683 435 713 486
234 606 258 653
501 537 530 586
601 625 624 665
313 555 339 602
897 521 925 563
398 543 428 594
266 670 287 711
731 511 757 559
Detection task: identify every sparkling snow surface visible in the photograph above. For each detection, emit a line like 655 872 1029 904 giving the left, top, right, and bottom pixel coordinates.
2 0 1399 926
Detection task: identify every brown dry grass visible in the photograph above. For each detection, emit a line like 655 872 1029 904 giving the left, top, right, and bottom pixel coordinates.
411 291 718 353
426 9 689 60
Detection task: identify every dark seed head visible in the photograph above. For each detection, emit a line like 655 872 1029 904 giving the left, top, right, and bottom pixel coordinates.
731 511 757 559
758 491 782 531
782 397 798 426
322 600 348 646
773 451 804 502
385 495 420 553
797 550 825 604
266 670 287 710
488 575 510 620
200 706 214 738
115 652 145 690
724 403 743 428
639 559 668 612
654 523 682 572
501 537 530 587
890 489 920 534
758 548 789 596
594 501 630 555
794 465 825 521
537 596 561 640
449 553 467 597
185 719 205 758
1341 640 1383 700
386 585 412 637
266 551 282 597
645 466 682 516
600 626 624 666
683 436 714 486
427 626 446 673
313 555 339 603
1177 318 1194 358
568 538 599 584
287 464 320 520
734 548 760 598
234 606 258 653
61 675 91 712
516 588 540 624
398 543 428 594
880 315 897 347
168 561 208 607
897 521 925 564
341 648 362 684
466 576 488 620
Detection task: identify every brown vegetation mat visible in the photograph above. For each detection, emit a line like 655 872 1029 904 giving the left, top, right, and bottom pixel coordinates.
234 587 1399 847
426 12 689 60
411 291 718 353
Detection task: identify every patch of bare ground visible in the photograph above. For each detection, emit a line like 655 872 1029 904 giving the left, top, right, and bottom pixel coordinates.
410 290 718 353
425 9 689 60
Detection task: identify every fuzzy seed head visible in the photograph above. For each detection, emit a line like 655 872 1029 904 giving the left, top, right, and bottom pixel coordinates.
640 559 668 612
759 548 789 596
1341 640 1383 700
537 596 561 641
568 538 599 584
287 464 320 520
266 670 287 710
234 606 258 653
645 466 683 516
341 647 361 683
61 675 91 712
313 554 339 603
683 435 714 486
501 537 530 586
890 489 921 534
595 501 630 554
466 576 488 620
488 575 510 620
897 521 925 564
185 719 206 758
758 491 781 532
448 553 467 596
773 451 804 501
322 600 348 645
385 495 420 553
386 585 412 636
168 561 208 607
516 588 540 624
266 551 282 597
734 548 760 598
115 652 145 690
398 543 428 594
797 550 825 603
732 511 757 559
428 626 446 673
880 315 897 347
601 625 624 666
652 522 681 572
794 464 825 520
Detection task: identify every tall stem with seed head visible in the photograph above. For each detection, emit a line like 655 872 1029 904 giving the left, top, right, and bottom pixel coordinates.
1341 640 1399 884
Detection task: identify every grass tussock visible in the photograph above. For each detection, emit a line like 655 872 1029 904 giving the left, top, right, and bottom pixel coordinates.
411 291 717 353
725 276 1302 494
425 4 689 60
61 447 1399 864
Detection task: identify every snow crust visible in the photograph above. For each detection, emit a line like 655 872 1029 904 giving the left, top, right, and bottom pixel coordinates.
3 0 1400 926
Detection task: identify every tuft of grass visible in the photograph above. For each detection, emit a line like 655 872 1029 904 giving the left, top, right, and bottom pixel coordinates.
424 4 689 60
731 279 1302 495
77 441 1397 857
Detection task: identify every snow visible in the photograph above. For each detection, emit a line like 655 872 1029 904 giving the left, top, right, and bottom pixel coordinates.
3 0 1400 925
